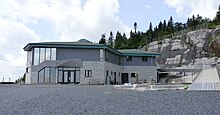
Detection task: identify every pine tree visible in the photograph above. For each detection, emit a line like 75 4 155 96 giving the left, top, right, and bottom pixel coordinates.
115 31 123 49
147 22 153 43
214 5 220 24
158 21 163 39
99 34 106 44
168 16 174 34
134 22 137 33
162 20 167 35
108 31 114 47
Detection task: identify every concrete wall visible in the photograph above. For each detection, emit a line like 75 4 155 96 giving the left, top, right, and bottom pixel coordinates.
122 56 156 66
104 62 122 84
56 48 100 61
105 50 120 65
122 66 157 83
25 72 31 84
80 61 104 84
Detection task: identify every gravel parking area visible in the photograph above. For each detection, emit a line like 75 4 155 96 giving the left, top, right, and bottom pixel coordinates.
0 84 220 115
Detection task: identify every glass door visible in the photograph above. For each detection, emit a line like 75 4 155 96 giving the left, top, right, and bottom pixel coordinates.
63 71 69 83
70 71 75 83
57 68 81 84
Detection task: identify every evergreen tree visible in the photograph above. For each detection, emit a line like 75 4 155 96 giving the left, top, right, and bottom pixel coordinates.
158 21 163 39
99 34 106 44
162 20 167 35
115 31 127 49
134 22 137 33
108 31 114 47
174 22 183 31
147 22 153 43
214 5 220 24
168 16 174 34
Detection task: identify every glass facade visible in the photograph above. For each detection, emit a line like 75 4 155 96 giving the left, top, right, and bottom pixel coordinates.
27 50 32 66
38 67 56 83
33 48 56 65
57 67 80 83
34 48 39 65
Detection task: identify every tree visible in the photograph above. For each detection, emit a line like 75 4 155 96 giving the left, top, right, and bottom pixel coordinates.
147 22 153 43
214 4 220 24
108 31 114 47
15 73 26 84
99 34 106 44
174 22 183 31
162 20 167 35
134 22 137 33
158 21 163 39
168 16 174 34
115 31 128 49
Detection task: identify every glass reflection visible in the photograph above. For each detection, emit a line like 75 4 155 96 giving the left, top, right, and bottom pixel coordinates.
33 48 56 65
34 48 39 65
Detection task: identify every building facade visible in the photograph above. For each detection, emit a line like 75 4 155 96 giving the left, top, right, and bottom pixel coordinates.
24 39 160 84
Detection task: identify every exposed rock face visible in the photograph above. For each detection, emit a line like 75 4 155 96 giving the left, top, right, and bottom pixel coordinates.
148 28 220 67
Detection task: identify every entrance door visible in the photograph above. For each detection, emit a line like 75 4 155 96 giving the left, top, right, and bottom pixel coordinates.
63 71 71 83
62 70 80 84
69 71 80 84
121 73 128 84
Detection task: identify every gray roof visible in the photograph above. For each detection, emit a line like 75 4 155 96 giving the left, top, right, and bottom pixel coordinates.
118 49 161 56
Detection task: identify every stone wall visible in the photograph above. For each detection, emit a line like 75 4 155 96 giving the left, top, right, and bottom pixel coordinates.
80 61 104 84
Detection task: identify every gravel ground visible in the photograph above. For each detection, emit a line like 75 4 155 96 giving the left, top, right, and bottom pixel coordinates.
0 84 220 115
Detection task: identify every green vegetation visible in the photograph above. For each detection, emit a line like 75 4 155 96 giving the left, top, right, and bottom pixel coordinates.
99 5 220 50
15 73 25 84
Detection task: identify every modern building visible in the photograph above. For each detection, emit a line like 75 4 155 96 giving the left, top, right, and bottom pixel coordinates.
23 39 160 84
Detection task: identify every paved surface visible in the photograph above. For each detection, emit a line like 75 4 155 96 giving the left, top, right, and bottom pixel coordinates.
188 68 220 90
1 85 220 115
194 68 220 82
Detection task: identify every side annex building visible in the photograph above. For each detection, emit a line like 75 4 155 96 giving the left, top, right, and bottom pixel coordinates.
23 39 160 85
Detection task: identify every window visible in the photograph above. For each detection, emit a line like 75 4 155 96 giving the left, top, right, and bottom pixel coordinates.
126 56 132 62
106 70 108 77
39 48 45 63
105 51 108 61
45 48 51 60
131 73 137 77
45 68 50 82
34 48 39 65
51 48 56 60
26 68 29 72
33 48 56 65
142 56 148 62
85 70 92 77
38 67 57 83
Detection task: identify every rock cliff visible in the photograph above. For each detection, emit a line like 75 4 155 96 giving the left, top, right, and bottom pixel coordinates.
148 26 220 68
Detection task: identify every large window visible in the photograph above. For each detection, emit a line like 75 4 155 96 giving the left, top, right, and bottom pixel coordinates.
33 48 56 65
38 67 56 83
34 48 39 65
39 48 45 63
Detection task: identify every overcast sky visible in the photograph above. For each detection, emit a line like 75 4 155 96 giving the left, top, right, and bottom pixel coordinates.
0 0 219 82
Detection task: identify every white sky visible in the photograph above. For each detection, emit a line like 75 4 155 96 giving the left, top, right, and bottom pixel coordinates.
0 0 219 82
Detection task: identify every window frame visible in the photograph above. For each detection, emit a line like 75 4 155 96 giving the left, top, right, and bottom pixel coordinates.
131 73 136 77
85 70 92 77
126 56 132 62
142 56 148 62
